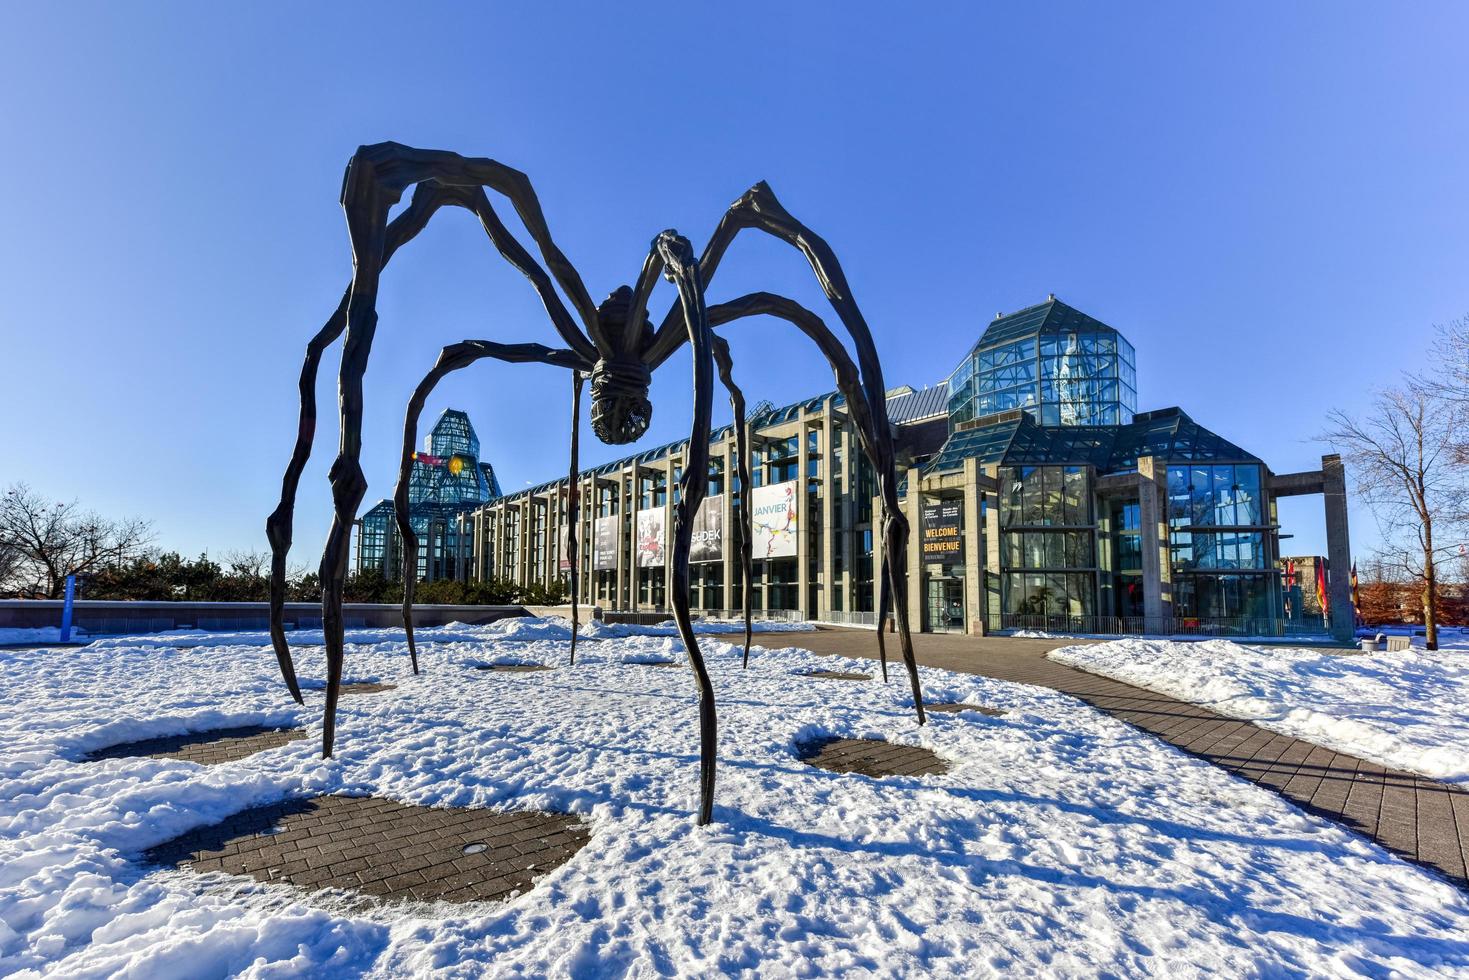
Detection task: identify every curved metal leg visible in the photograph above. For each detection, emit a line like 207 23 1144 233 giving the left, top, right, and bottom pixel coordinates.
652 231 719 825
392 342 588 670
567 370 583 665
710 337 753 667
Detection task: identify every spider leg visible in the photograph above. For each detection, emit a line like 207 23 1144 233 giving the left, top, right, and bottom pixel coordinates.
394 341 588 673
650 230 719 826
315 143 601 759
709 336 753 667
266 181 471 704
642 183 925 722
701 292 924 720
566 369 583 665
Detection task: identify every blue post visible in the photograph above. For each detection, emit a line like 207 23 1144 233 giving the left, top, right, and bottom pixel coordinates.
59 575 76 643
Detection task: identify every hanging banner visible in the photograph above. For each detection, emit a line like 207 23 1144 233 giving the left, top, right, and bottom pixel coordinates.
690 494 724 564
636 507 666 567
751 481 799 559
921 501 963 562
593 516 618 571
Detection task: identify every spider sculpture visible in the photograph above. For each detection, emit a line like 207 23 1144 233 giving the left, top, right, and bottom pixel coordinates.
266 142 926 825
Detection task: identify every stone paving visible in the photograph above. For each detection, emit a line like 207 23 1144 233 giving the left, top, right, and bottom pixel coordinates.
925 702 1007 717
775 628 1469 890
339 682 395 695
801 669 873 681
799 736 949 777
87 726 306 765
146 795 591 905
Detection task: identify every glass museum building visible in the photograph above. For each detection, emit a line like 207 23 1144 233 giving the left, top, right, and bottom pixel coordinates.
357 298 1354 640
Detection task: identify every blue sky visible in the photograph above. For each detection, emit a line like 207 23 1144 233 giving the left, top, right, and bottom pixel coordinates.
1 3 1466 566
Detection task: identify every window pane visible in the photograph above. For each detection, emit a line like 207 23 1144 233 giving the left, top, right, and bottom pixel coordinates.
1235 465 1261 525
1190 466 1212 526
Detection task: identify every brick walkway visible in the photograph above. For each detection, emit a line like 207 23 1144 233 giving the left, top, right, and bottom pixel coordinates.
774 628 1469 890
800 736 949 777
147 795 590 905
87 726 305 765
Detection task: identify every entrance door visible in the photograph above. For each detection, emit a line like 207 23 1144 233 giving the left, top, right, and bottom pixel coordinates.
926 578 965 633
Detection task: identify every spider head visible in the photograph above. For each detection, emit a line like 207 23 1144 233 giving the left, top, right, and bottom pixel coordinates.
590 286 654 445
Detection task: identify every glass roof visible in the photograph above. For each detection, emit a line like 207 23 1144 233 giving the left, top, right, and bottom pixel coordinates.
921 407 1259 477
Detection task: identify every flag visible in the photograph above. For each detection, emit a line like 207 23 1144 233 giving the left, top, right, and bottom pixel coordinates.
1350 561 1360 621
1316 560 1330 622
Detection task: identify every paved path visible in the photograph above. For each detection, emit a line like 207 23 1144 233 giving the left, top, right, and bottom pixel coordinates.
773 628 1469 891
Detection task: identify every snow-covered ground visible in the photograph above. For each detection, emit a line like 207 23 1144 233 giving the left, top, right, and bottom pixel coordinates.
1049 638 1469 785
0 626 87 645
3 619 1468 978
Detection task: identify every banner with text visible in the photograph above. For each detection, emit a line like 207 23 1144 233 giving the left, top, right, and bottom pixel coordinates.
636 507 666 567
921 501 963 563
593 516 618 571
751 481 799 559
690 494 724 564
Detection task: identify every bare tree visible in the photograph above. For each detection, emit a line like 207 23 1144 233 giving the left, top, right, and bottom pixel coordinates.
1322 389 1467 649
0 483 153 599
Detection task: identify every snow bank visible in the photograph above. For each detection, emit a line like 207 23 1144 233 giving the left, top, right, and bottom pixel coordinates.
1049 638 1469 784
83 615 814 651
0 627 87 645
3 624 1467 976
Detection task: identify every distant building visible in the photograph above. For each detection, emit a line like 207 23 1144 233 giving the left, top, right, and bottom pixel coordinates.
354 409 501 582
359 297 1354 640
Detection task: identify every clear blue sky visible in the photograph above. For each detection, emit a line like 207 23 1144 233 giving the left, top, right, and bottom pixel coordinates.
2 3 1466 566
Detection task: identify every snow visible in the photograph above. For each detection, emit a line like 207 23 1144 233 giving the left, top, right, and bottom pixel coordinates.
0 626 87 645
1049 638 1469 785
1 620 1466 977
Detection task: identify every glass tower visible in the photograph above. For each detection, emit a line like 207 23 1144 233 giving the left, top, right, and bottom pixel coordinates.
947 297 1137 428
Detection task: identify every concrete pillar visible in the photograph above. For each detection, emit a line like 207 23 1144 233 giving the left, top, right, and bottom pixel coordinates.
797 414 811 620
819 405 836 621
903 478 923 632
838 420 854 613
1322 453 1354 642
616 472 628 612
492 506 504 583
982 464 1003 630
962 459 984 635
1137 456 1172 629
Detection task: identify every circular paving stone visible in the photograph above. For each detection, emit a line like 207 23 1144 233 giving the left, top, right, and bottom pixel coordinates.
925 702 1007 717
801 669 872 681
86 726 306 765
799 736 948 778
145 795 591 906
475 664 552 673
339 682 396 695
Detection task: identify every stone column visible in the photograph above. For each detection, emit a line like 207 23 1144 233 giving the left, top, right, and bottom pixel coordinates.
903 478 923 632
982 464 1003 631
1137 455 1172 629
839 421 854 614
819 404 836 621
1322 453 1354 642
962 458 984 635
796 413 811 620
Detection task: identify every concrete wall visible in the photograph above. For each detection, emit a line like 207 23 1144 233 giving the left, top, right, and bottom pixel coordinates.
0 600 530 636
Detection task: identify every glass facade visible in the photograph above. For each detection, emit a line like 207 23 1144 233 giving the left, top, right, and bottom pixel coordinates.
948 321 1136 428
998 465 1096 618
1165 463 1276 623
356 409 499 581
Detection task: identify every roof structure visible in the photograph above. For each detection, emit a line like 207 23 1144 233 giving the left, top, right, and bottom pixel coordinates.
886 382 949 424
921 406 1260 477
969 296 1129 354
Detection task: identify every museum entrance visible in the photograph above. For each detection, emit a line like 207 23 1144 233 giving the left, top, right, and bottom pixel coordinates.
925 577 964 633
